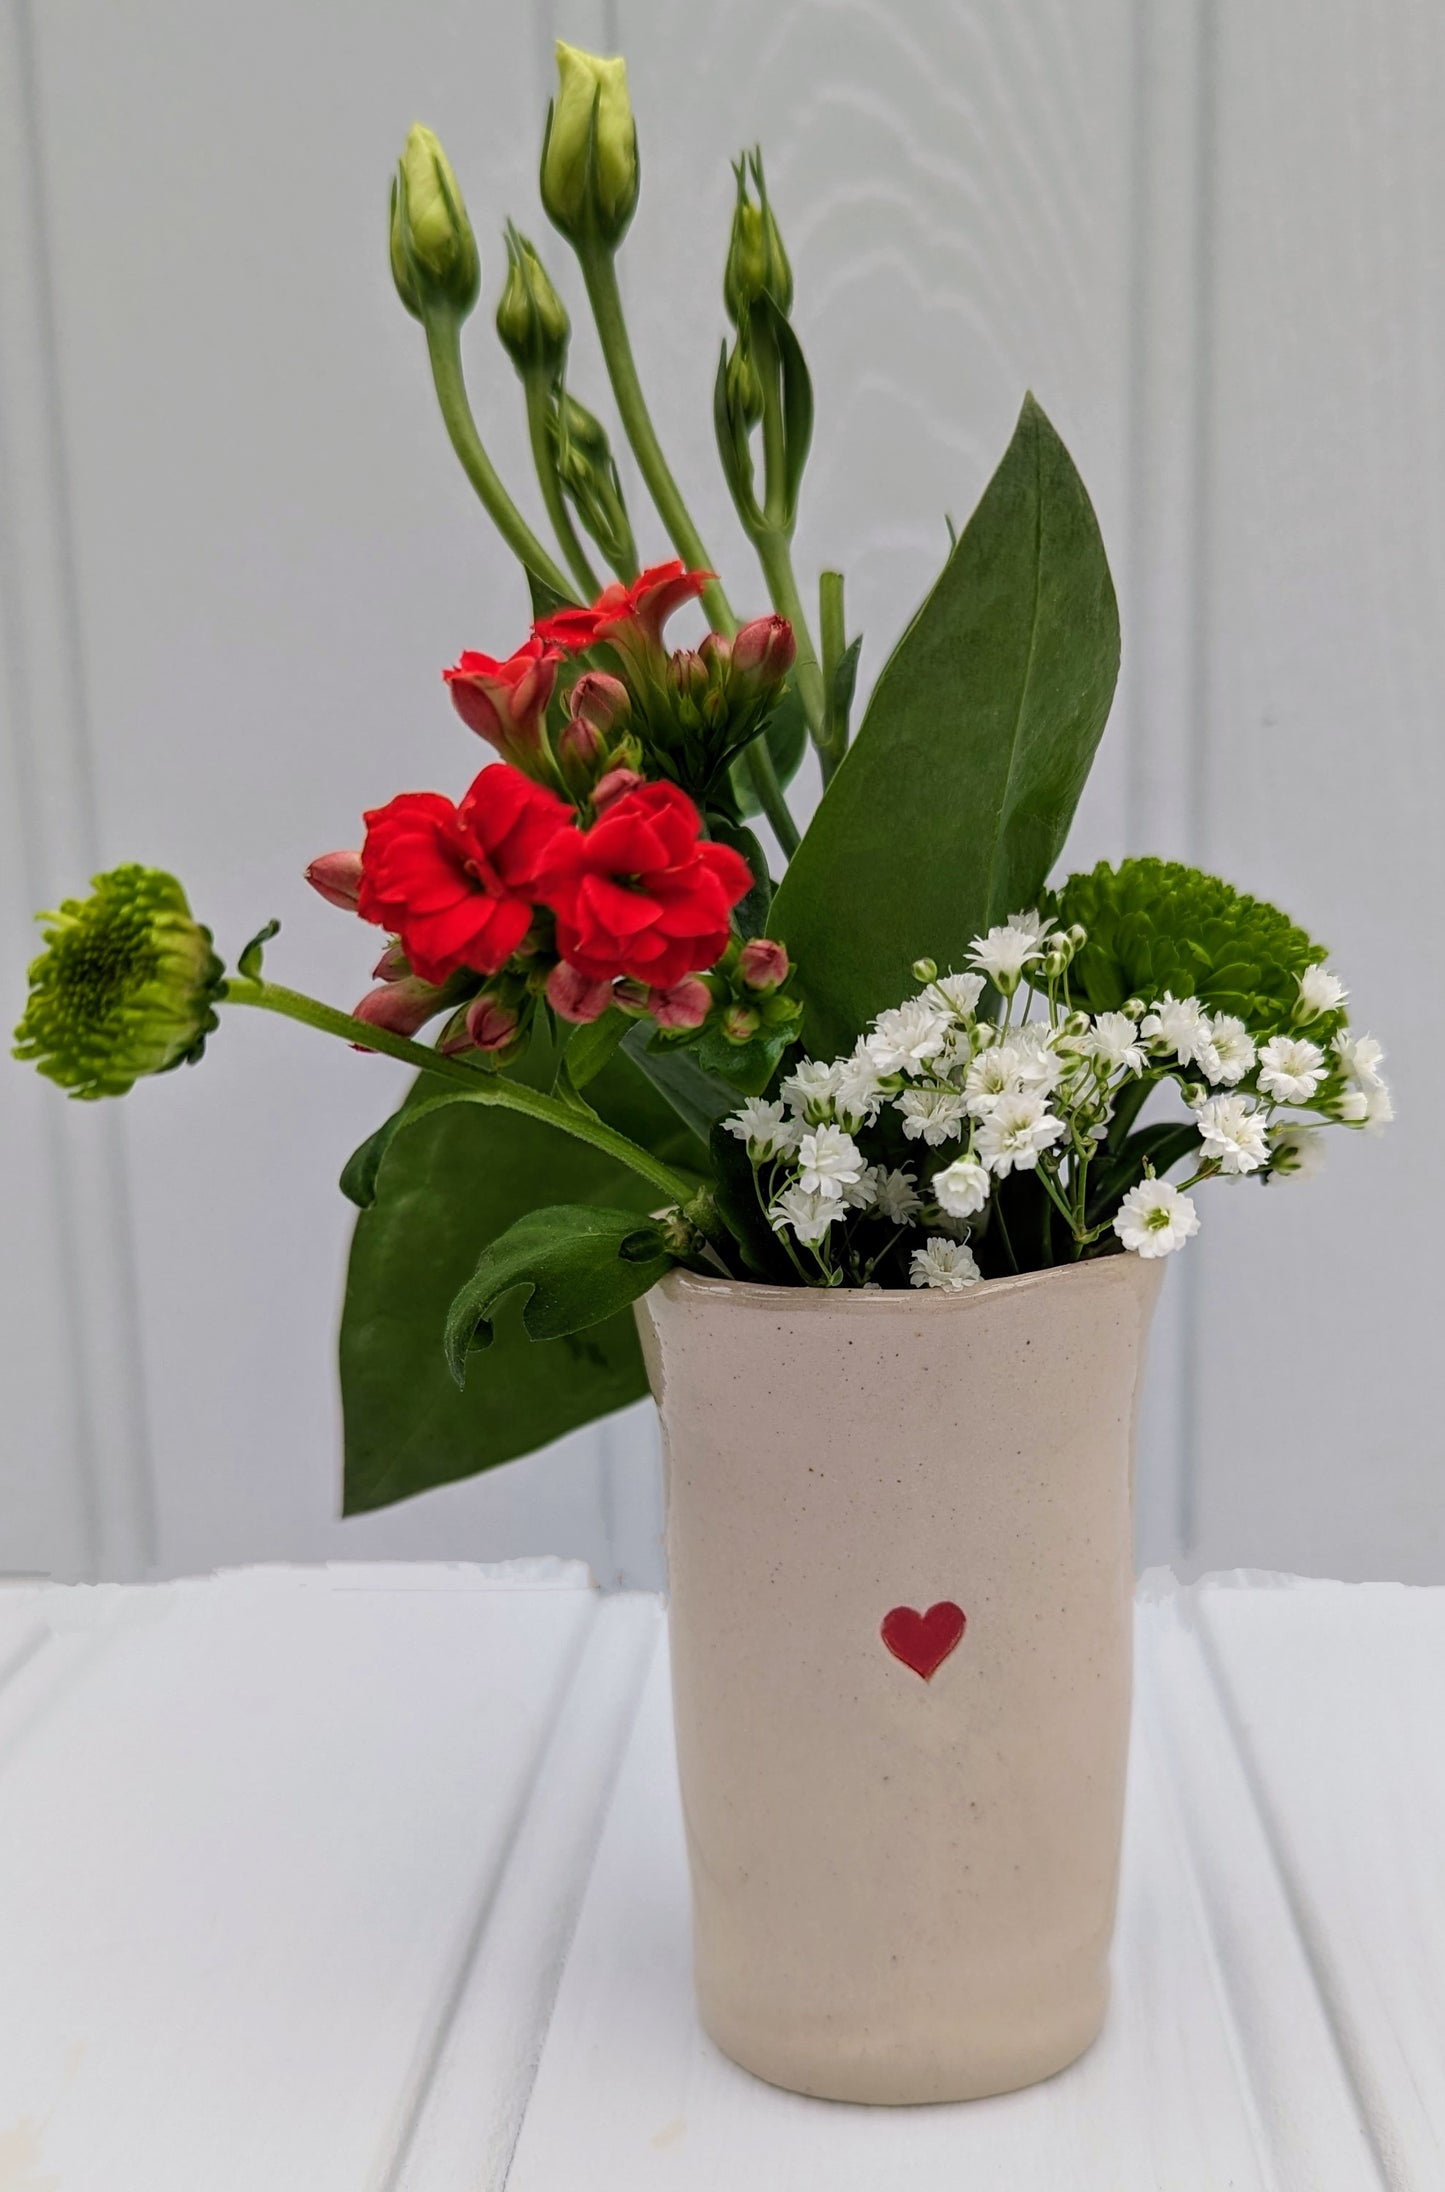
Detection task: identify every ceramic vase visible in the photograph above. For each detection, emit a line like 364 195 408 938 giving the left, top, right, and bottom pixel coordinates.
634 1252 1164 2104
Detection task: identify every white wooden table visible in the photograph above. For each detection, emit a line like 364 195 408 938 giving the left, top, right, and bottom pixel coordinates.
0 1565 1439 2190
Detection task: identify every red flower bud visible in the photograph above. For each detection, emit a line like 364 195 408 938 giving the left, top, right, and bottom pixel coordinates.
731 614 795 683
305 850 363 912
546 960 615 1023
463 991 521 1052
371 940 411 982
737 937 789 994
351 975 445 1039
569 671 632 738
443 638 561 777
591 766 645 814
648 976 711 1030
557 714 605 798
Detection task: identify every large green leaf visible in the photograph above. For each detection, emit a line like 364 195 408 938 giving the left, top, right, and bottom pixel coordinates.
768 394 1119 1057
444 1206 675 1383
339 1046 703 1514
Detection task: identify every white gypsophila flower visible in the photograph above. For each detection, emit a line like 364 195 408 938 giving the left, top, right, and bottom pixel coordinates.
1365 1081 1394 1132
1196 1013 1256 1086
864 1165 923 1224
1008 1021 1066 1094
1337 1087 1369 1123
974 1090 1067 1177
934 1026 976 1081
1113 1178 1200 1257
1141 992 1211 1067
925 969 987 1021
1268 1124 1328 1183
780 1057 841 1120
1297 964 1347 1020
1194 1091 1270 1174
1332 1030 1385 1090
1085 1011 1146 1076
723 1096 799 1160
963 1044 1023 1117
896 1087 971 1146
1008 907 1052 941
1257 1034 1326 1104
933 1154 991 1218
866 998 951 1076
966 921 1046 989
833 1040 890 1128
770 1182 842 1245
909 1235 982 1291
796 1123 865 1201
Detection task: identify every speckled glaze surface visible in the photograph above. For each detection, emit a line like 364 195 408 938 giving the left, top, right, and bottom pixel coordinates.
633 1252 1164 2105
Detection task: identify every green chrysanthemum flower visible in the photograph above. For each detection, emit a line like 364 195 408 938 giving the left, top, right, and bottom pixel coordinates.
13 865 224 1099
1049 858 1336 1037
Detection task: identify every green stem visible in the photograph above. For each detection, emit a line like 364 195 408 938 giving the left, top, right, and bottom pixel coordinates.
754 526 827 751
522 373 601 600
577 244 737 637
422 312 575 601
818 567 848 781
222 977 694 1207
744 735 801 857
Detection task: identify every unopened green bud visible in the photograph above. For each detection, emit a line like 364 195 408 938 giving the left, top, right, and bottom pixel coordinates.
724 149 793 325
495 224 570 377
724 336 764 429
390 124 480 322
14 865 225 1100
541 42 639 250
552 393 638 577
912 957 939 984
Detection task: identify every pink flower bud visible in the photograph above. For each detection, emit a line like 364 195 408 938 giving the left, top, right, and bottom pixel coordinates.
592 766 645 814
546 960 615 1023
463 992 521 1052
731 614 795 684
737 937 789 994
569 671 632 738
305 850 363 912
647 976 711 1030
557 713 605 797
351 975 443 1039
371 940 410 982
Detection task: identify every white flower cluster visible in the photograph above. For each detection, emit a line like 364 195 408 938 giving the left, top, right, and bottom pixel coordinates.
722 910 1391 1290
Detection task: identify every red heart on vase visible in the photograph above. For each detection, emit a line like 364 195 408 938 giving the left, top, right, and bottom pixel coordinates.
881 1601 967 1681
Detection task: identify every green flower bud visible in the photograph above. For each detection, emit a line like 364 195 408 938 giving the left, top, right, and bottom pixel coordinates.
14 866 225 1100
552 392 638 577
390 124 480 322
540 41 639 249
724 149 793 325
724 335 765 429
495 224 570 378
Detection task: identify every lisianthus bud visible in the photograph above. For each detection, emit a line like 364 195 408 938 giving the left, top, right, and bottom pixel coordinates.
648 976 711 1031
541 42 639 250
724 336 765 429
495 224 570 378
390 125 480 322
592 766 645 813
724 150 793 324
737 938 789 995
14 865 224 1099
569 672 632 742
546 960 614 1023
352 974 447 1040
551 394 639 578
305 850 363 913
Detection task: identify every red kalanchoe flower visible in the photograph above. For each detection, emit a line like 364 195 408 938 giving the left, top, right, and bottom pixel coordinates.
358 765 570 986
443 638 562 776
535 779 751 991
533 560 713 658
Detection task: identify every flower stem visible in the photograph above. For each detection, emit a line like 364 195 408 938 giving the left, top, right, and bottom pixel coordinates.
222 977 695 1206
753 526 827 753
422 311 576 602
522 373 602 600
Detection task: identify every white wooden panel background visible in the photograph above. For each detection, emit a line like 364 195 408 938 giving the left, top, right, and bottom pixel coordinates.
0 0 1437 1584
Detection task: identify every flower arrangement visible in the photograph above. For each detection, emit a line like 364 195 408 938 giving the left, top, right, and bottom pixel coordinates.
13 44 1390 1512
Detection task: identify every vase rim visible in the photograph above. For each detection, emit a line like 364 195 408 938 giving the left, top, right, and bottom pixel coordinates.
656 1252 1157 1315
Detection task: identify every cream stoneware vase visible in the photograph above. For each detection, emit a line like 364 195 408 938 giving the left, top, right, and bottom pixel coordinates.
633 1252 1164 2105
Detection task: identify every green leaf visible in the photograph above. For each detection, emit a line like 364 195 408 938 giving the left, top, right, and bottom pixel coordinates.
769 393 1120 1058
527 565 573 620
339 1041 705 1514
763 294 813 523
707 1118 795 1281
237 919 280 982
444 1205 674 1385
339 1111 405 1209
620 1021 735 1144
557 1007 629 1092
732 678 807 817
707 812 771 937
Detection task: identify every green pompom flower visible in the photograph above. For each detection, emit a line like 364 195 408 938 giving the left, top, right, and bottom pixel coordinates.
14 865 224 1099
1050 858 1335 1037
